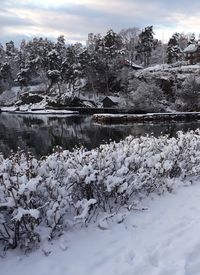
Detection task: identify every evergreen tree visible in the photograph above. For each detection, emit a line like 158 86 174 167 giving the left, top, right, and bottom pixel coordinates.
47 49 62 94
56 35 66 59
5 41 17 57
61 44 83 95
166 33 183 63
16 67 30 87
94 29 123 93
4 40 19 86
0 62 13 88
0 44 5 60
136 26 158 66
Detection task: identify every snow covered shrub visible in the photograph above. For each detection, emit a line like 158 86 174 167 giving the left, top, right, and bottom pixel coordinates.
0 130 200 251
175 75 200 111
0 151 41 251
130 82 165 112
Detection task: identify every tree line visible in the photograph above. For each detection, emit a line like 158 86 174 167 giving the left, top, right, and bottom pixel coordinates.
0 26 198 95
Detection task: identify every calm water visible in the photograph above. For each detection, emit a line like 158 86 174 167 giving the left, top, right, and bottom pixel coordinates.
0 113 200 157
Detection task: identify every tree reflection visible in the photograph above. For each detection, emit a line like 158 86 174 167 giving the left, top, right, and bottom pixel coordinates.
0 113 199 157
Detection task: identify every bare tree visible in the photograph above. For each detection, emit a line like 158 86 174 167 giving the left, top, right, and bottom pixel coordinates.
119 27 140 62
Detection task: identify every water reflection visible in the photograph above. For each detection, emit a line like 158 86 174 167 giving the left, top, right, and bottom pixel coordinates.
0 113 200 157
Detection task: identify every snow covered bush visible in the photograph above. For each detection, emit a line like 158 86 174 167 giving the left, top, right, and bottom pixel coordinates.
129 82 165 112
175 75 200 111
0 130 200 251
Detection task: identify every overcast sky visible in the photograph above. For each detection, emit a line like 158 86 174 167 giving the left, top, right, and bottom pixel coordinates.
1 0 200 46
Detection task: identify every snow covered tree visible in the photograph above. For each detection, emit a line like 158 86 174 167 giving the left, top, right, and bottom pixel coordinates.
46 49 63 94
5 41 17 57
47 49 61 71
61 44 83 95
0 44 5 60
86 33 101 54
188 33 196 45
79 49 98 94
177 33 189 50
94 29 123 93
99 29 123 59
0 62 13 89
135 26 158 66
166 33 183 63
55 35 66 59
17 37 54 87
16 67 31 87
47 70 61 94
18 40 41 83
3 41 19 87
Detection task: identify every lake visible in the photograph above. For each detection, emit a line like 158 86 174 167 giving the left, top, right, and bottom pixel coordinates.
0 113 200 157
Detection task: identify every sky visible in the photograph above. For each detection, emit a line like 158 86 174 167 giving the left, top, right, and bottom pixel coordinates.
1 0 200 46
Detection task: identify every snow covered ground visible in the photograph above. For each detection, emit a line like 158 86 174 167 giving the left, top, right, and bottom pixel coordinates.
1 181 200 275
0 106 79 115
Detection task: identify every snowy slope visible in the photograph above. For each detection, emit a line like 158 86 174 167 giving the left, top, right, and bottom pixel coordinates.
1 181 200 275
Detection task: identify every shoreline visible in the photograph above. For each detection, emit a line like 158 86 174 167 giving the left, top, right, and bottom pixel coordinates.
93 112 200 124
1 106 200 124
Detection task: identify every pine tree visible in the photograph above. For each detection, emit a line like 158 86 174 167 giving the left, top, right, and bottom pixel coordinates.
16 67 30 87
5 41 17 57
61 44 83 95
56 35 66 59
166 33 183 64
94 29 123 93
0 62 13 88
136 26 158 66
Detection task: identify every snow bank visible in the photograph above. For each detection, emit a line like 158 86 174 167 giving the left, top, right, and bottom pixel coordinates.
0 130 199 251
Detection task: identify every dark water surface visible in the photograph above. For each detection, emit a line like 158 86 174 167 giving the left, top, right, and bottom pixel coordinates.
0 113 200 157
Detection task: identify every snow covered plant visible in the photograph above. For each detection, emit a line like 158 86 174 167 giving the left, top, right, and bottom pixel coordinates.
0 130 200 252
0 151 41 251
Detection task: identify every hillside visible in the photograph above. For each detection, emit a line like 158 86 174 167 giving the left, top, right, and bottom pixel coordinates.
1 63 200 113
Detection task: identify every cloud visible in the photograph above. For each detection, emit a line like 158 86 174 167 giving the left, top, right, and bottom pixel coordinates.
1 0 200 46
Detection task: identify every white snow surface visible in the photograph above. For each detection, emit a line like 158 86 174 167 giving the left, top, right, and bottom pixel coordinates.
13 109 79 115
183 44 197 53
137 64 200 76
2 182 200 275
0 106 79 115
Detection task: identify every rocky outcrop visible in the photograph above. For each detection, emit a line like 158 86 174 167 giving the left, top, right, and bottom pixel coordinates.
17 92 45 105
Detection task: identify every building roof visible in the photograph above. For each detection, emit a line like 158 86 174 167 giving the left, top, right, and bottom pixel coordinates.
131 62 144 70
183 44 198 53
123 60 143 70
102 96 120 104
